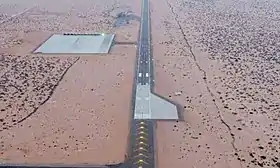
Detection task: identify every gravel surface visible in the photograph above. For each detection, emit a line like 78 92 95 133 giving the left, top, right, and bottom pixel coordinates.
151 0 280 167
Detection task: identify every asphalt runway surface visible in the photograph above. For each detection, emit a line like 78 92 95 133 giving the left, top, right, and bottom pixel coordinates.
127 0 156 167
136 0 151 86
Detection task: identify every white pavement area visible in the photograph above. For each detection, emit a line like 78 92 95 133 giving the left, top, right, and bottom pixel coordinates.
134 84 179 120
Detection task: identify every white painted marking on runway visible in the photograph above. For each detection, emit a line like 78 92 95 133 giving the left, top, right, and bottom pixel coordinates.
134 113 142 119
142 114 151 119
145 73 149 77
136 0 145 84
147 0 151 85
139 73 142 77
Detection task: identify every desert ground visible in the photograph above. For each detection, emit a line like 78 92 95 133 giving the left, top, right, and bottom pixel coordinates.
0 0 280 167
0 0 140 164
151 0 280 167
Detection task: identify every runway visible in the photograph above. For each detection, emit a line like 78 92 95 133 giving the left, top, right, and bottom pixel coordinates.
127 0 155 167
137 0 151 86
127 0 179 165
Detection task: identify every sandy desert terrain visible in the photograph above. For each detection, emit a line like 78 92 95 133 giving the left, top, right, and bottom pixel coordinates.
151 0 280 167
0 0 280 167
0 0 140 164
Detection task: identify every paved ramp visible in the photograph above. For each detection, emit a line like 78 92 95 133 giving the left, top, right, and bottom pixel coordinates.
134 84 178 120
34 34 115 54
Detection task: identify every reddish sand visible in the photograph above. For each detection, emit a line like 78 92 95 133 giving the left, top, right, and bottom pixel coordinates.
151 0 280 167
0 53 134 164
0 0 140 164
2 0 280 167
